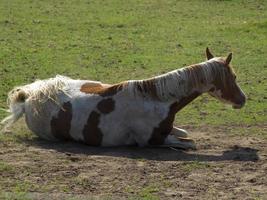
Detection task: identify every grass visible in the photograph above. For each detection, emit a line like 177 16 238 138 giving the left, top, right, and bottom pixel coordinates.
126 185 160 200
0 161 13 173
229 125 267 139
0 0 266 130
0 181 33 200
0 119 36 142
181 161 211 173
138 185 160 200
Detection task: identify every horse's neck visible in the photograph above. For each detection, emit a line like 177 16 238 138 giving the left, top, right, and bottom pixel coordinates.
126 60 218 105
171 90 200 113
150 66 209 101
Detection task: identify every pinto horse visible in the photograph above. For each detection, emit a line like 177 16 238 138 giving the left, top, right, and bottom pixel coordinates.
1 48 246 149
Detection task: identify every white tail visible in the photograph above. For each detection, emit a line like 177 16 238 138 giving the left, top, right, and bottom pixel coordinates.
1 75 71 131
1 88 29 131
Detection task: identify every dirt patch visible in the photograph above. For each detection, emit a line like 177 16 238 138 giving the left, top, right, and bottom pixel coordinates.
0 125 266 199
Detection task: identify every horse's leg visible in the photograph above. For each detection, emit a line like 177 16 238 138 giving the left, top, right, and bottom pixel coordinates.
158 135 196 150
170 127 188 138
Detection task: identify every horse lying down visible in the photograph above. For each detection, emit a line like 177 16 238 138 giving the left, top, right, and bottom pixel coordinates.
1 48 246 149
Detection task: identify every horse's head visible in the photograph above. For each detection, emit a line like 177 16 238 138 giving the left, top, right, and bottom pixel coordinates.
206 48 246 109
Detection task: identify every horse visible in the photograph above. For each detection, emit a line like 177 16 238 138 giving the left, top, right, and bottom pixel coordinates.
1 48 246 149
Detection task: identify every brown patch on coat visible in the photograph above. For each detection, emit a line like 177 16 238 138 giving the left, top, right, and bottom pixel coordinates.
80 82 111 94
97 98 115 114
82 111 103 146
80 82 125 97
51 102 72 140
136 78 158 99
148 92 200 145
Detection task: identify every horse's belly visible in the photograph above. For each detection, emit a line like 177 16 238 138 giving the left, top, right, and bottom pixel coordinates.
24 93 134 146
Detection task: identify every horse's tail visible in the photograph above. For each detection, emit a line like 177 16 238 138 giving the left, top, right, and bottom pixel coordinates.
1 87 29 131
1 75 71 131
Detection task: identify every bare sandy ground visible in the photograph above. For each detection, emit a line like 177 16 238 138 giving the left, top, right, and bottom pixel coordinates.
0 125 266 199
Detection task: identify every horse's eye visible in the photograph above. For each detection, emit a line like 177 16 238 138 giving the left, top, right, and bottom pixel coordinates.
234 75 237 80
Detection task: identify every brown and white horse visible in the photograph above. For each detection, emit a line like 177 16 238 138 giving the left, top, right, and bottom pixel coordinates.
1 48 246 149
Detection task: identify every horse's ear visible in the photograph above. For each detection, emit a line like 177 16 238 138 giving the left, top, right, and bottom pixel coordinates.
225 53 232 65
206 47 214 60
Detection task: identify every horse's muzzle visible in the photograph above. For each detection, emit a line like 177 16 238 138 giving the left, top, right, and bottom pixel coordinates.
232 103 245 109
232 97 246 109
232 90 246 109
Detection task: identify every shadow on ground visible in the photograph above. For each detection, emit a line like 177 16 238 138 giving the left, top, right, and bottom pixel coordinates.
18 136 259 162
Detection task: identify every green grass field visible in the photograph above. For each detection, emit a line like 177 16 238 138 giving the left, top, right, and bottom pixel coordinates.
0 0 266 129
0 0 266 199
